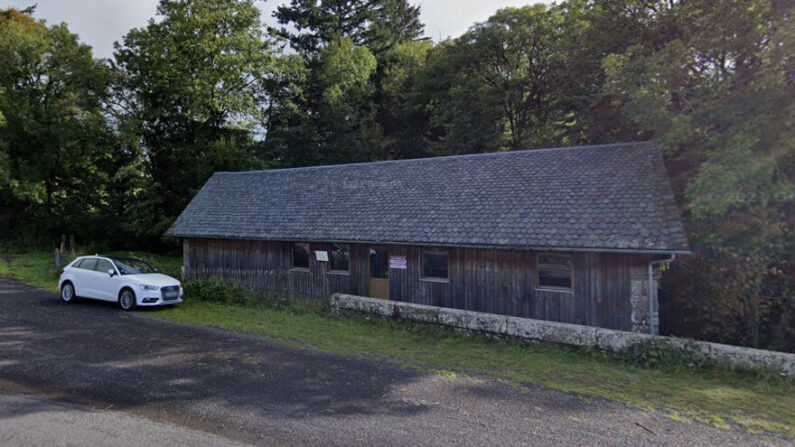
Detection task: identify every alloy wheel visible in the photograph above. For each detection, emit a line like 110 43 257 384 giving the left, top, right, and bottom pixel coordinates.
61 284 74 302
119 289 136 311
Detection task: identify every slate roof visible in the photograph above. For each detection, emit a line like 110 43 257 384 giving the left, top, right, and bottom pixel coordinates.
166 142 689 253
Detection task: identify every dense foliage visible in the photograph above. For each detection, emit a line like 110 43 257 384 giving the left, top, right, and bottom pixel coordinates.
0 0 792 351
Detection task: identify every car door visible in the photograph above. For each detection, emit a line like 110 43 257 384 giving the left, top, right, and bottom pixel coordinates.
92 258 120 301
73 258 99 299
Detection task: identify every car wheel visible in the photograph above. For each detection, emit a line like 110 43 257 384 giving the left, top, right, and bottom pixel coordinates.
60 282 76 303
119 288 137 311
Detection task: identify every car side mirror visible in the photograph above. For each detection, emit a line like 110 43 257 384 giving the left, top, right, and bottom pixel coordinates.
108 269 116 277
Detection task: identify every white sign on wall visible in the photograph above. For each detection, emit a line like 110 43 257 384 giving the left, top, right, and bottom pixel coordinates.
315 250 329 262
389 255 407 269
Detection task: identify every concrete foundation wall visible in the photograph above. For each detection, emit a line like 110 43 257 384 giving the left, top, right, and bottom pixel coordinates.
330 293 795 377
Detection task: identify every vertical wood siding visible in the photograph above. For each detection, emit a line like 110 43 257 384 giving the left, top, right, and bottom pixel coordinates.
183 238 653 331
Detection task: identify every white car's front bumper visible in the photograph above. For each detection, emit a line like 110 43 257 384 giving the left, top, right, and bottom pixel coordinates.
138 296 183 306
138 287 183 306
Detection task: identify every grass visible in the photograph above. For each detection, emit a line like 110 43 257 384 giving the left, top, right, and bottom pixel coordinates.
1 249 793 438
0 251 63 292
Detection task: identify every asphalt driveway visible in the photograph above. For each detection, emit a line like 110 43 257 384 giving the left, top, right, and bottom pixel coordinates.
0 277 787 446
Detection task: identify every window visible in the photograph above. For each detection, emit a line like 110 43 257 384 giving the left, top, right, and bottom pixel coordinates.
94 259 115 274
537 254 572 289
421 249 449 280
111 258 157 275
329 244 350 272
78 258 97 271
292 242 309 269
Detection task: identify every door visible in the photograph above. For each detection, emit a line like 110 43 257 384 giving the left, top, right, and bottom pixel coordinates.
71 258 96 298
92 258 120 301
367 247 389 299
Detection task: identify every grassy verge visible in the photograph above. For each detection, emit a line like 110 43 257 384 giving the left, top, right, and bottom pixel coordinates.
1 250 793 437
0 251 62 292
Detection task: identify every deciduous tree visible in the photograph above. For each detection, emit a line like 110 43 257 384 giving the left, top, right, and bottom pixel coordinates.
0 8 112 242
112 0 275 244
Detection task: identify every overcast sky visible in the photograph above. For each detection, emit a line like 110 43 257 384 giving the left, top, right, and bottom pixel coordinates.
2 0 551 58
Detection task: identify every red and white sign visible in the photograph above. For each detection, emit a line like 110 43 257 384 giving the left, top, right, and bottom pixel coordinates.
389 255 407 269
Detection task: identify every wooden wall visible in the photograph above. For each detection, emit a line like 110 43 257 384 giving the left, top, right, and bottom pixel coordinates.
183 238 655 331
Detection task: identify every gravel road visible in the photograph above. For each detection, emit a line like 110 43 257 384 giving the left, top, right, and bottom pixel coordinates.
0 277 787 446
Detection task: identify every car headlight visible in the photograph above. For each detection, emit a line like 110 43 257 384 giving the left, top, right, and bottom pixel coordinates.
140 284 160 291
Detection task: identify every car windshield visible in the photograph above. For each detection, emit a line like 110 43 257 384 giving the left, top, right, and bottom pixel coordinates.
111 258 158 275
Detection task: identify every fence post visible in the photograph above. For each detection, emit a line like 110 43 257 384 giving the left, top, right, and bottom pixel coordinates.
69 235 76 260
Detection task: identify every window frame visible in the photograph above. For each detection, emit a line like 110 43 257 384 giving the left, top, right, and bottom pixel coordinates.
327 243 350 275
291 242 310 271
420 248 450 282
536 253 574 291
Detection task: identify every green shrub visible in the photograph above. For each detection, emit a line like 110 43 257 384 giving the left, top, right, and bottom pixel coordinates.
182 279 323 313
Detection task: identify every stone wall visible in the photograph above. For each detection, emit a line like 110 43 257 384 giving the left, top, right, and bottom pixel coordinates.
330 293 795 377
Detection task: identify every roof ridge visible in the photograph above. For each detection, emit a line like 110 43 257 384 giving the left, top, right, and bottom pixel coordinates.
214 141 654 176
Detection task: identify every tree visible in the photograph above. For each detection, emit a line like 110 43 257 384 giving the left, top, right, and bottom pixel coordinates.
274 0 374 54
268 0 425 165
0 8 113 243
463 5 570 150
604 0 795 350
264 37 381 166
412 3 616 153
273 0 423 55
112 0 275 245
375 39 433 159
366 0 424 55
409 40 504 155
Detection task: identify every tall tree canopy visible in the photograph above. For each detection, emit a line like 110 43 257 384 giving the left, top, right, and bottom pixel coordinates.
273 0 423 55
112 0 275 244
409 1 652 155
266 0 425 166
0 8 112 243
603 0 795 350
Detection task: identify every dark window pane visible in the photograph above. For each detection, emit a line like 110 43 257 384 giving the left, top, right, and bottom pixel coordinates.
422 249 448 279
94 259 114 273
73 259 84 269
330 244 349 271
292 243 309 269
369 247 388 279
79 258 97 271
538 254 572 289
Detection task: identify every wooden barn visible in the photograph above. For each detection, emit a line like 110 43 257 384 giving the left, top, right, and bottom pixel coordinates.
166 141 689 334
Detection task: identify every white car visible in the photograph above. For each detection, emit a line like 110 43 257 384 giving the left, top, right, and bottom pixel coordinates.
58 255 183 311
